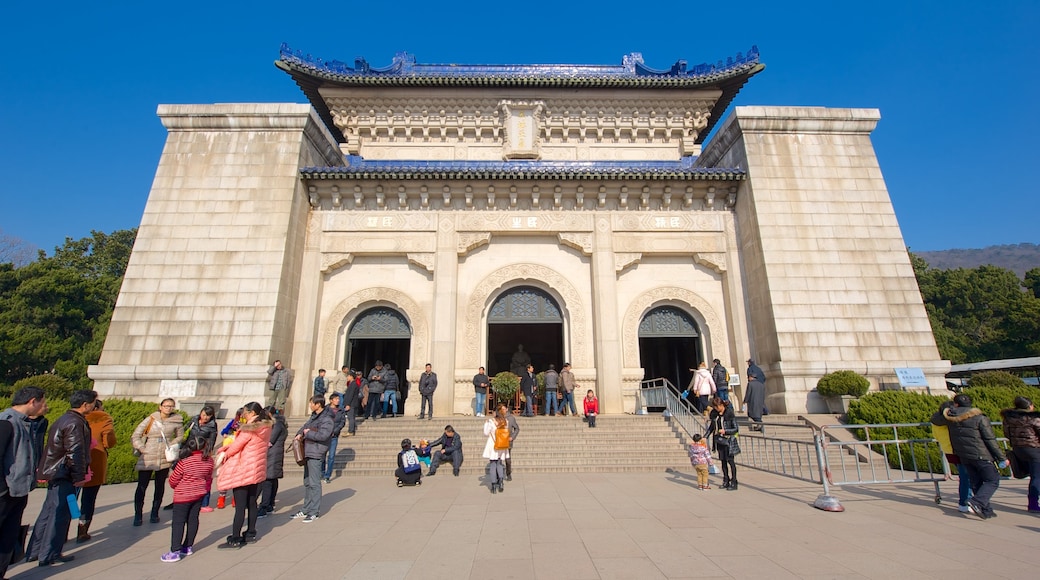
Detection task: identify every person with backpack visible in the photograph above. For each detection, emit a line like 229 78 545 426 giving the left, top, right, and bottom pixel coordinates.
711 359 730 403
395 439 422 486
483 407 511 493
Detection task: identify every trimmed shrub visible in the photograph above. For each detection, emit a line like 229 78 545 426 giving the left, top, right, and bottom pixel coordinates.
816 370 870 398
967 371 1027 389
11 374 76 401
491 372 519 400
846 391 950 473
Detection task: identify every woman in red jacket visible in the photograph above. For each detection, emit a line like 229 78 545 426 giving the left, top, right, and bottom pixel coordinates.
215 402 271 549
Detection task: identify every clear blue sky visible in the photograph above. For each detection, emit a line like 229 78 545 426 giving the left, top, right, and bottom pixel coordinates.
2 1 1036 255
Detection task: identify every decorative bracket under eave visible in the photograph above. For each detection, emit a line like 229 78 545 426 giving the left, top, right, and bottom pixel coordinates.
457 232 492 256
615 252 642 273
407 253 435 273
558 233 593 255
321 253 354 274
694 252 727 274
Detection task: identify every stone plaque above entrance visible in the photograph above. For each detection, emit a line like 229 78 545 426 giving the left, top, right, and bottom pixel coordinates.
500 100 544 160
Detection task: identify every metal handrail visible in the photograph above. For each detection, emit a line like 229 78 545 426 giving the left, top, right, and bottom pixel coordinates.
637 378 704 440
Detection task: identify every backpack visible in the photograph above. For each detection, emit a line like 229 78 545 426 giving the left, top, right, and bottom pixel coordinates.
493 423 511 451
401 449 421 473
724 370 730 383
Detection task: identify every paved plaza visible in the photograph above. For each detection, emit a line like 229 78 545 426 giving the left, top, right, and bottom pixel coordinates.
7 467 1040 579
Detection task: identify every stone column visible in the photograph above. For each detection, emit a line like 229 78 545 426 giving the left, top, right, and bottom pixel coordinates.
431 217 460 416
590 215 623 413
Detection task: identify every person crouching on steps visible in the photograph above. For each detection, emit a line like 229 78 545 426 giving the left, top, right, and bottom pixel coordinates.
584 390 599 427
162 434 213 562
688 434 714 490
396 439 422 486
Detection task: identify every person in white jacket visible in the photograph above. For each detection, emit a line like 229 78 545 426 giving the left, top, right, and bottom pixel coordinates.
687 362 716 414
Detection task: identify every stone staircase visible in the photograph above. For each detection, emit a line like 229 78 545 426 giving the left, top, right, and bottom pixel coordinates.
282 414 692 477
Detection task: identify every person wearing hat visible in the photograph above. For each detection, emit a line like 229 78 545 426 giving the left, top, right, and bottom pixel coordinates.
744 359 766 430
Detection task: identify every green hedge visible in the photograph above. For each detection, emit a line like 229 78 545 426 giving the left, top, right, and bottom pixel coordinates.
817 370 870 397
0 397 186 484
845 386 1040 473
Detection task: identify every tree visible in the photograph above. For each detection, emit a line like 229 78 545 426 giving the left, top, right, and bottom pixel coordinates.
0 229 136 387
0 228 37 267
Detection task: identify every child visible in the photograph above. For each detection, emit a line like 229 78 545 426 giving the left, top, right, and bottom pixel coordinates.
416 439 432 468
396 438 423 486
215 408 242 510
163 434 214 562
688 434 714 490
583 390 599 427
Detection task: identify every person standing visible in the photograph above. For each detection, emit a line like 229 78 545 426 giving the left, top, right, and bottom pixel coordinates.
711 359 730 403
342 370 360 436
266 360 294 412
1000 396 1040 512
77 399 116 543
743 362 766 431
543 364 560 416
559 363 578 417
383 363 400 418
473 367 490 417
520 364 536 417
322 393 346 483
312 369 328 398
258 406 287 518
418 363 438 420
499 403 520 481
483 409 510 494
0 387 47 578
931 394 1009 519
131 398 185 526
27 389 95 567
689 362 716 415
366 361 386 421
706 397 739 490
933 401 974 512
330 365 351 398
162 434 213 562
216 402 271 548
292 396 334 523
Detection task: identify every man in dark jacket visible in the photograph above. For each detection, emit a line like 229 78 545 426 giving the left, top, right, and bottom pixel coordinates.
366 361 386 421
418 363 438 420
322 394 347 483
931 394 1009 519
0 386 47 578
342 370 361 436
711 359 729 403
427 425 463 476
28 389 95 567
499 403 520 481
520 364 536 417
293 396 334 522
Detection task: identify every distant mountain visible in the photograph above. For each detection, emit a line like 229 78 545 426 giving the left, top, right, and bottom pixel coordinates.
916 243 1040 278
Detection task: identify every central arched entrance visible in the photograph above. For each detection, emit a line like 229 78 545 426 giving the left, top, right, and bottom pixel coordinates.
346 307 411 401
486 286 564 375
639 305 703 391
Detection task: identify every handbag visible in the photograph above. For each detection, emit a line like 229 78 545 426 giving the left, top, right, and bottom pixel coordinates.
728 435 742 456
1007 450 1027 479
292 437 306 466
159 425 180 463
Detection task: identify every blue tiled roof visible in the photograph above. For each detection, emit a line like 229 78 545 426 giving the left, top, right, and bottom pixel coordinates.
300 156 746 181
277 43 761 86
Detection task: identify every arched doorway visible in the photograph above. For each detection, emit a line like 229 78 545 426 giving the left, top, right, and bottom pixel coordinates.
639 306 703 391
346 307 411 390
486 286 564 376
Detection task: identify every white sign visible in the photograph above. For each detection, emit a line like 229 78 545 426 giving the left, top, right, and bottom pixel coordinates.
159 379 198 399
894 368 929 387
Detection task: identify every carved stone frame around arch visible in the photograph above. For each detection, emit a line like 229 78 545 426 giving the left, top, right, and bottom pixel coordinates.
320 287 430 370
462 264 591 371
622 287 727 369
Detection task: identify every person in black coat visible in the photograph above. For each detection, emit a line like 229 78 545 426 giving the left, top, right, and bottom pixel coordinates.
342 370 360 436
705 397 740 490
427 425 463 476
258 407 287 517
520 364 536 417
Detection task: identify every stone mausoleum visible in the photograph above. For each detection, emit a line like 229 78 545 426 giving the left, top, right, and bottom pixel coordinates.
88 44 950 416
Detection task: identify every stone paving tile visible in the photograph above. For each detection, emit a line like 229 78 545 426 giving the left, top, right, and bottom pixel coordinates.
6 469 1040 579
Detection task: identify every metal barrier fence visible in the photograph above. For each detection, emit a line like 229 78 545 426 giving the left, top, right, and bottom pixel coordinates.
636 381 1014 512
